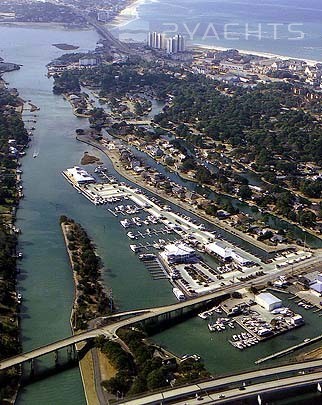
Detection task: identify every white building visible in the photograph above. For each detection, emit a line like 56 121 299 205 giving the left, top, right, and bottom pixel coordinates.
66 167 96 185
166 34 186 54
163 242 196 264
205 241 232 261
79 56 99 67
147 32 164 50
255 292 282 312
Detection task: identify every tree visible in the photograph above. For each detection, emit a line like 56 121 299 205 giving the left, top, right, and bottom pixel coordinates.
238 185 252 200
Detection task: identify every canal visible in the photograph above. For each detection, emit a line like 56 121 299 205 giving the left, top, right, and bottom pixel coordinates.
1 24 322 404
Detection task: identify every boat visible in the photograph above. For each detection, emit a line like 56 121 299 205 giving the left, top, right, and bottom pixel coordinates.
130 244 140 253
173 287 185 301
208 323 216 332
198 311 209 320
181 354 201 362
126 232 136 239
120 219 131 228
138 253 156 261
33 150 39 158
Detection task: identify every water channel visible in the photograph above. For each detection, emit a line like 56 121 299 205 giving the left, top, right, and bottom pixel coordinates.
1 24 322 404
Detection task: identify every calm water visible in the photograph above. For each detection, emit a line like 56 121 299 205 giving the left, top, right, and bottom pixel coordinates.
2 24 176 405
1 17 322 404
112 0 322 61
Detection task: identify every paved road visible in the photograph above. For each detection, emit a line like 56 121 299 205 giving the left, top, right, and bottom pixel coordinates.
119 366 322 404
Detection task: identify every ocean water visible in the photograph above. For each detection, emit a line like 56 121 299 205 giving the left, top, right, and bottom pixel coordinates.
111 0 322 61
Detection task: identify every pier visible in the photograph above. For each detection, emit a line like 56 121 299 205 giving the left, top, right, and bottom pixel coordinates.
255 333 322 364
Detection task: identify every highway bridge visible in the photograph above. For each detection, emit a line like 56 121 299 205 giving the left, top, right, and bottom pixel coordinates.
1 256 321 372
118 360 322 404
79 12 131 54
0 286 232 371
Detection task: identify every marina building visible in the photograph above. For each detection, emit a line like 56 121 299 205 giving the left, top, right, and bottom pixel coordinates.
163 242 196 264
65 167 96 185
255 292 282 312
205 241 232 261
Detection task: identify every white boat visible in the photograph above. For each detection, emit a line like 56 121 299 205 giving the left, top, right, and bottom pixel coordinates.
139 253 156 261
127 232 136 239
173 287 185 301
130 244 140 253
198 311 209 320
120 219 131 228
208 323 216 332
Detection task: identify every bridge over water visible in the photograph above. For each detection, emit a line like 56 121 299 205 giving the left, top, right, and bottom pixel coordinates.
0 287 232 371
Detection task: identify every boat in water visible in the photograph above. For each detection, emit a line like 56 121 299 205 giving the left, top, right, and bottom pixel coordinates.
138 253 156 261
130 244 140 253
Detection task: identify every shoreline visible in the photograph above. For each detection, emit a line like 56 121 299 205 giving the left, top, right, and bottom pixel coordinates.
192 44 322 66
106 0 322 65
61 221 100 405
61 218 114 405
0 21 91 31
0 86 30 403
107 0 151 29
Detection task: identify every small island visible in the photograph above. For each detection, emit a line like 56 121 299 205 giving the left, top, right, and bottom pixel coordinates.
80 152 101 166
53 43 79 51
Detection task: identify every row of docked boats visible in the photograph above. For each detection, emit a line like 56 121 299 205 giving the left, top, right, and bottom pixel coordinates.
230 332 259 350
208 318 235 332
115 204 141 215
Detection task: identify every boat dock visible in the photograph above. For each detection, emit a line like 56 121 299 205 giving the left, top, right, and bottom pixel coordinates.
143 257 169 280
255 333 322 364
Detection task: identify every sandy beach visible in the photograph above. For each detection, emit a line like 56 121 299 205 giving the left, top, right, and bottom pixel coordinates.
108 0 322 65
108 0 150 28
193 43 321 66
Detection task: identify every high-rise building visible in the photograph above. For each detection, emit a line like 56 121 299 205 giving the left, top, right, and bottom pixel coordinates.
166 34 186 54
147 32 164 49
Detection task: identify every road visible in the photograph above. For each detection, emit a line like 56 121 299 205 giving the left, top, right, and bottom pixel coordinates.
1 253 321 372
119 366 322 404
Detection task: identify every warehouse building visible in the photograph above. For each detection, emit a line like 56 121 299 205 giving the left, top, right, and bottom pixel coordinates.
205 241 232 261
255 292 282 312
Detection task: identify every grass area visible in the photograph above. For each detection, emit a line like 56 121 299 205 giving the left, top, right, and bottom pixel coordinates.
98 350 117 381
77 346 100 405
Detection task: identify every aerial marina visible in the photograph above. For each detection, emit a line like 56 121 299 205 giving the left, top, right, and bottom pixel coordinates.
62 165 315 299
59 163 322 364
